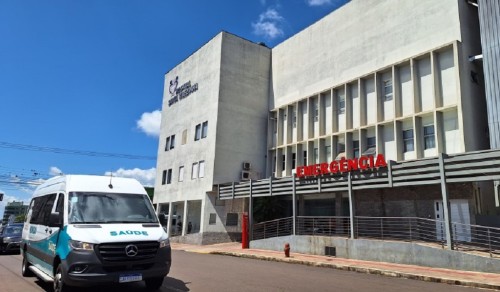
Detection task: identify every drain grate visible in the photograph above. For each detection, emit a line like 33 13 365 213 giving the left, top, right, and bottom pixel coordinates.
325 246 336 257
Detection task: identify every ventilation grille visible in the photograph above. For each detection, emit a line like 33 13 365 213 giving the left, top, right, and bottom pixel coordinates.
97 241 159 262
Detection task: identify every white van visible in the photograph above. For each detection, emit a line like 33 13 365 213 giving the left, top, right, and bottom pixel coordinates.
21 175 171 292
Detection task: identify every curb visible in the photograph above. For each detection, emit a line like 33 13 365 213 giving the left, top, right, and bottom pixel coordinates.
210 251 500 291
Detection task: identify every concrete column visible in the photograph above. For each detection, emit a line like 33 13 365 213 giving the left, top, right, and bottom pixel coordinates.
249 180 253 240
292 175 296 235
182 200 188 236
438 153 453 250
167 202 173 237
348 173 355 239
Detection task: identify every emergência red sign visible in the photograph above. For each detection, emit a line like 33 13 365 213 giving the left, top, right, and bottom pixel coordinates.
296 154 387 178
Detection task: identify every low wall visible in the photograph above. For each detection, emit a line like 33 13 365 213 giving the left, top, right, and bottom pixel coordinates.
250 235 500 274
169 232 241 245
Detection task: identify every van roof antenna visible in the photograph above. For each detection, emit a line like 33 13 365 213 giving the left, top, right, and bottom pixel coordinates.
108 173 113 189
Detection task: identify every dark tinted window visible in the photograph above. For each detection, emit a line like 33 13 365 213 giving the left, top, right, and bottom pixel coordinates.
30 194 56 225
56 193 65 213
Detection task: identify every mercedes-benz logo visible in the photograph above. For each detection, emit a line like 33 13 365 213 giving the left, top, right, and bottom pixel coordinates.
125 244 138 257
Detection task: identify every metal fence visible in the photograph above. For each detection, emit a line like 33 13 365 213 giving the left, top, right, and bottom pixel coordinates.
252 216 500 257
253 217 293 240
296 216 350 237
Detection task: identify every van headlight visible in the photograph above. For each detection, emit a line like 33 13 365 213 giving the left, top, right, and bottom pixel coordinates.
69 240 94 251
159 238 170 248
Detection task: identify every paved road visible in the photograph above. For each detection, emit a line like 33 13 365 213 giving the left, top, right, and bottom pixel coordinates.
0 250 485 292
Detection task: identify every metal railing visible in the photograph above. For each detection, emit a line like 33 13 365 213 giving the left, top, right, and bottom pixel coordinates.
253 217 293 240
296 216 350 237
252 216 500 257
354 216 445 244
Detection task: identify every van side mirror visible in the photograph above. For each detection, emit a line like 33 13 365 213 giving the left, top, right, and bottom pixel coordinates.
158 213 167 226
48 212 62 228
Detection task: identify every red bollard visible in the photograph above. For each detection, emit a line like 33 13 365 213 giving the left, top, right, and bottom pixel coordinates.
284 243 290 257
242 212 249 249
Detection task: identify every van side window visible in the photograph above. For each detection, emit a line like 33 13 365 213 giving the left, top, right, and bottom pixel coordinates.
39 194 56 225
29 197 45 224
56 193 65 213
30 194 56 225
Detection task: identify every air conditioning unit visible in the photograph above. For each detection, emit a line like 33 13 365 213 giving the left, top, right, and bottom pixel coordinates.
241 171 250 181
242 162 251 170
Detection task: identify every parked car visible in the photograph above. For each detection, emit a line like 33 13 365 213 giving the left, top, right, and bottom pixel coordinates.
0 223 24 253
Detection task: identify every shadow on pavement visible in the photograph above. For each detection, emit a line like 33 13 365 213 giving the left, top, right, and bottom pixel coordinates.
30 276 190 292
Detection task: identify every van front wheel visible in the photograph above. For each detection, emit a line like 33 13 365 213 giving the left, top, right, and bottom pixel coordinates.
145 277 164 290
54 264 71 292
21 255 33 277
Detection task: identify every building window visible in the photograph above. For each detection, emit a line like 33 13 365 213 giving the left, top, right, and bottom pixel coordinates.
364 136 376 155
383 79 393 101
291 153 296 169
424 125 436 150
282 154 286 171
292 107 297 128
403 129 414 152
209 213 216 225
170 135 175 150
226 213 238 226
162 170 167 185
192 162 199 179
313 148 319 163
325 145 331 161
339 96 345 114
202 121 208 138
336 142 346 159
353 140 359 158
303 150 307 166
194 124 201 141
314 102 319 122
165 135 175 151
198 161 205 178
182 129 187 145
194 122 208 141
166 169 172 184
178 166 184 182
165 137 170 151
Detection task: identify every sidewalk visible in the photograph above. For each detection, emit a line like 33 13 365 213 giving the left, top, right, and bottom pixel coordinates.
171 242 500 290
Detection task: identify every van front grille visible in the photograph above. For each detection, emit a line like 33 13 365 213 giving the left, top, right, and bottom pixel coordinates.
97 241 159 262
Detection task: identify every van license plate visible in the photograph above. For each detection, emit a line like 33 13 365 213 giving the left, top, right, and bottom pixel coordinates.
119 274 142 283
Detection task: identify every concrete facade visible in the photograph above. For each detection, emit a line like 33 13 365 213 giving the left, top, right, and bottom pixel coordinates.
251 235 500 274
155 0 494 244
154 33 270 242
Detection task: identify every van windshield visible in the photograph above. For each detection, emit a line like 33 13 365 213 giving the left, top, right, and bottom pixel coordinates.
68 192 158 224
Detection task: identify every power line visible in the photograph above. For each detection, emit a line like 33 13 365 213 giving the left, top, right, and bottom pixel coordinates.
0 141 156 160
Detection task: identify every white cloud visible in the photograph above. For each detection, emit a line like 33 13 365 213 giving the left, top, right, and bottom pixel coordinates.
49 166 63 176
252 8 285 40
105 167 156 187
137 110 161 137
306 0 332 6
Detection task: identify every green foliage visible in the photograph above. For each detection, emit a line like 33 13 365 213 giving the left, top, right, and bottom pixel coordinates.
252 197 288 223
15 214 26 223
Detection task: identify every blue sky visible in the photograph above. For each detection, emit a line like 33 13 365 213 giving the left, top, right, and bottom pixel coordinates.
0 0 349 215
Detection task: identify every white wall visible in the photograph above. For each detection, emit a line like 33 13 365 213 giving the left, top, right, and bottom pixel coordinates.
399 65 413 117
383 124 397 161
271 0 462 108
365 78 377 125
417 57 433 112
443 110 462 154
437 49 457 107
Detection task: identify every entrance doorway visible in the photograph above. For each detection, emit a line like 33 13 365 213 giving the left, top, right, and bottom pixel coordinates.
434 199 471 242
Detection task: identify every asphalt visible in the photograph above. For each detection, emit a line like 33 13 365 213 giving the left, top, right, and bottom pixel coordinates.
171 242 500 290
